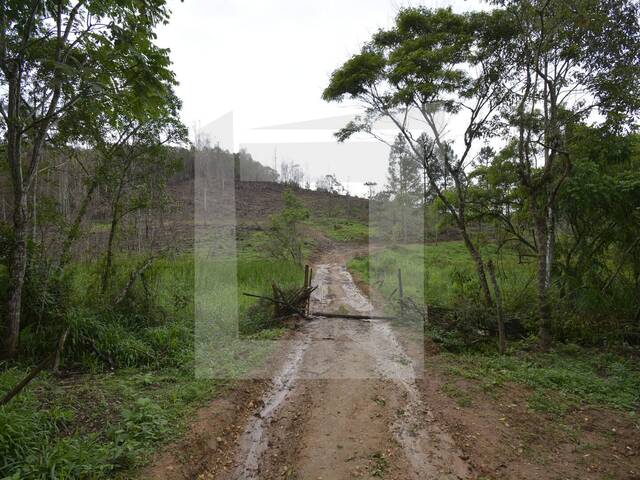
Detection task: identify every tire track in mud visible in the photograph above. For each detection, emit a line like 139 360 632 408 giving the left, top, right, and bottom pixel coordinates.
223 251 471 480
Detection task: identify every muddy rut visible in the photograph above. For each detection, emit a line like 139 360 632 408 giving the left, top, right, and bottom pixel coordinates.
218 250 471 480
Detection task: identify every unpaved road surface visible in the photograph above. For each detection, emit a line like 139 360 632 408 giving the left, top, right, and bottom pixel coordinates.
145 246 640 480
217 248 471 480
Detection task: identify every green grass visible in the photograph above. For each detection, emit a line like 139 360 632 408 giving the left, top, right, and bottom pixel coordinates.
440 381 473 407
369 451 389 478
0 366 225 479
348 241 535 308
350 240 640 416
309 217 370 242
0 248 304 479
443 346 640 414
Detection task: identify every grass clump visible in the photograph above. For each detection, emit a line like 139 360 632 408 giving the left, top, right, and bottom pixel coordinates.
0 365 224 479
444 347 640 414
312 217 370 242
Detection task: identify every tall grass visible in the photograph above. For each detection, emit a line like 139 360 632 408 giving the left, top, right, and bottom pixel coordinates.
349 241 536 310
0 251 303 479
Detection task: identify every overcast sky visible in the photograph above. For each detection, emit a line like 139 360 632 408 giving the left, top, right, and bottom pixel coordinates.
156 0 485 195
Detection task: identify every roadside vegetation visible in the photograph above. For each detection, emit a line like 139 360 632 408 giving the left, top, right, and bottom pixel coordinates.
0 249 302 478
350 240 640 404
1 0 640 478
332 1 640 451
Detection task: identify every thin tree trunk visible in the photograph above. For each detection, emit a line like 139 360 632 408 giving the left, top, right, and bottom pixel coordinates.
401 201 408 243
102 212 119 294
460 226 494 308
52 327 70 374
534 209 553 350
59 179 98 269
2 73 26 359
31 170 38 243
3 191 28 359
488 260 506 354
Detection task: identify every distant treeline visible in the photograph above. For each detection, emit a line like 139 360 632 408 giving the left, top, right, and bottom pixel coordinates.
171 145 279 184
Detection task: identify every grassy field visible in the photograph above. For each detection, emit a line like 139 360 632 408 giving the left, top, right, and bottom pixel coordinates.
348 241 536 309
308 217 370 242
0 252 303 479
349 241 640 416
441 346 640 415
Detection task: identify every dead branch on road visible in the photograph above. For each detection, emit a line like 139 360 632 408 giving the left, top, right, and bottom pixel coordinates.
243 283 317 320
311 312 396 320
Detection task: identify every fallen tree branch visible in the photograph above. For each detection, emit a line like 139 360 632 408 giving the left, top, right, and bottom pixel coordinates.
1 327 70 406
52 327 70 374
0 353 55 406
81 334 116 370
311 311 397 320
242 290 314 319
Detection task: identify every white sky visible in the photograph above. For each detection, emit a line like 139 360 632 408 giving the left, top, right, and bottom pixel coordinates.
156 0 485 196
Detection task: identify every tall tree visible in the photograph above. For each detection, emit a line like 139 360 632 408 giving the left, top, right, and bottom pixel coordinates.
386 134 422 242
0 0 178 358
323 7 514 307
495 0 640 348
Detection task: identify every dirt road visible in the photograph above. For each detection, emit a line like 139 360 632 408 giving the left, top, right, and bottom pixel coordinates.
144 246 640 480
218 248 470 480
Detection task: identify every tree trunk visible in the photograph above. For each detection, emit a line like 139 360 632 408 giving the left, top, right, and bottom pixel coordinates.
59 179 98 269
401 201 408 243
3 191 28 359
102 212 119 294
460 226 494 308
31 170 38 243
487 260 506 354
534 208 553 350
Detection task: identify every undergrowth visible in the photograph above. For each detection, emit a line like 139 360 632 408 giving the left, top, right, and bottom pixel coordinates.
443 344 640 414
0 249 303 479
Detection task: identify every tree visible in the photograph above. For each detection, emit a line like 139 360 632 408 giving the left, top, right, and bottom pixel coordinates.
316 174 343 194
324 1 640 349
555 128 640 340
386 135 422 242
323 6 514 307
493 0 640 348
0 0 177 358
265 190 309 265
98 98 187 294
364 181 377 200
279 160 304 187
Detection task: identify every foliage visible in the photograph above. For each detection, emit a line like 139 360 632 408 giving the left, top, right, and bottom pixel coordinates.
0 246 303 477
312 218 369 243
0 365 223 479
0 0 187 358
444 345 640 414
378 135 424 243
264 190 309 265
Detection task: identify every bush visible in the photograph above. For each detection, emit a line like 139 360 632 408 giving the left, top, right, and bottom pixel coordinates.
263 189 309 265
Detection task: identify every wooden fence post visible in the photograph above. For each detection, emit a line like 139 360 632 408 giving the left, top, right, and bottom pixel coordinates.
306 266 313 314
398 268 404 318
304 265 309 289
487 260 506 355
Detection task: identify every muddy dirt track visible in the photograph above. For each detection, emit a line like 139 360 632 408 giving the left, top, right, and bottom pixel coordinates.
143 247 471 480
143 246 640 480
224 248 469 480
